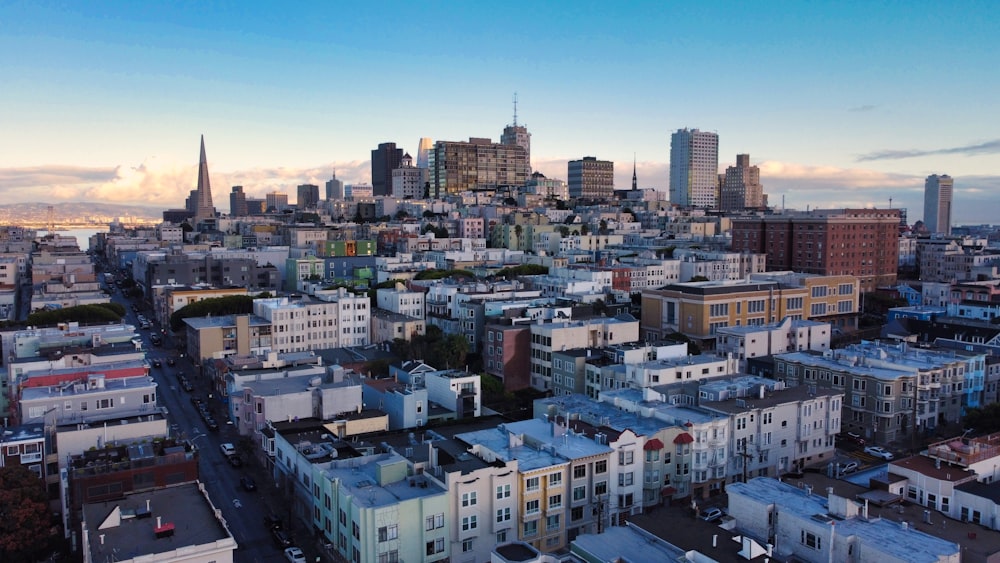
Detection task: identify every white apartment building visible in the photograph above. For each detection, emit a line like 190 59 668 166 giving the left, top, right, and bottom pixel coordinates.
529 317 639 391
716 317 832 370
674 249 767 283
252 288 370 352
377 283 426 319
623 354 739 388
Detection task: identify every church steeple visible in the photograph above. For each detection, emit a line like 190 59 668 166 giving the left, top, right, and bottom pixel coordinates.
194 135 216 222
631 153 638 191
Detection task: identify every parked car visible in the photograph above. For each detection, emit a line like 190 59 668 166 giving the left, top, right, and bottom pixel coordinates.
151 359 162 368
228 455 243 468
241 476 257 492
264 514 283 530
864 446 894 460
838 461 860 474
220 443 236 457
699 507 724 522
284 547 306 563
272 528 292 548
205 418 219 432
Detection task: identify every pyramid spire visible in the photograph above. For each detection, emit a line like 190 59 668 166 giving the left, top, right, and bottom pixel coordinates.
194 135 216 222
631 154 638 190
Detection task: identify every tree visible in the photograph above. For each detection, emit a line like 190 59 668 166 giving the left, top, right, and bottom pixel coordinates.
598 219 609 235
394 210 409 220
27 303 125 326
689 275 710 282
513 224 523 243
433 333 469 369
580 224 590 235
0 465 54 561
557 226 570 237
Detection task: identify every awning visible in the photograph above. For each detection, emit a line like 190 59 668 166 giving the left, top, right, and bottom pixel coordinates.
644 438 665 451
673 432 694 445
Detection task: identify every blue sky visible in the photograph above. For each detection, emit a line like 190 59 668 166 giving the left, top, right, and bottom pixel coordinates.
1 1 998 223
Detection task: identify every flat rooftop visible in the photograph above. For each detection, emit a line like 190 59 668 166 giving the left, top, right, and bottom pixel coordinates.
82 482 235 562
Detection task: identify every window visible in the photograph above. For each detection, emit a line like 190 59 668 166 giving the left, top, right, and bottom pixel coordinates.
497 484 511 499
526 476 540 491
546 514 560 531
462 539 474 553
619 450 634 465
618 472 634 486
573 485 587 501
573 465 586 479
377 524 398 542
496 530 508 544
594 481 607 496
549 472 562 486
462 515 477 531
595 460 607 474
646 449 659 462
572 506 584 521
801 530 821 550
462 491 477 507
426 538 445 555
523 520 538 536
548 494 562 509
497 507 511 523
352 522 360 540
378 552 399 563
526 499 540 515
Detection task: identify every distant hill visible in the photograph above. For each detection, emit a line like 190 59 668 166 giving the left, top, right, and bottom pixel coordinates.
0 201 165 226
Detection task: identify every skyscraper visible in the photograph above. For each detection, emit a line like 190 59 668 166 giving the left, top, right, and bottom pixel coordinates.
297 184 320 209
429 138 529 197
371 142 404 197
720 154 765 211
568 157 614 201
230 186 248 217
193 135 216 222
500 94 531 177
392 153 424 199
923 174 953 235
325 170 344 200
416 138 434 169
669 128 719 208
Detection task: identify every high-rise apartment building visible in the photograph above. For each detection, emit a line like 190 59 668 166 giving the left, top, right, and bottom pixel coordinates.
229 186 248 217
297 184 319 209
429 138 529 197
371 142 404 197
325 170 344 200
720 154 765 211
392 153 424 199
669 128 719 208
193 135 217 222
923 174 953 235
567 157 614 201
731 208 901 292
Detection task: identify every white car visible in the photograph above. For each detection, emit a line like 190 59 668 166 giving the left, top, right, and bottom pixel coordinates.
864 446 894 460
219 443 236 457
838 461 859 474
284 547 306 563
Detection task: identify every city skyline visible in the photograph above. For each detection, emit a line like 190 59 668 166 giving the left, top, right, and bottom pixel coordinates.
2 2 998 222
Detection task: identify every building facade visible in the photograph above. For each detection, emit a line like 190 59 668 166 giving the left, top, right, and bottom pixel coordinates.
669 128 719 208
430 138 529 197
567 157 614 201
720 153 765 211
923 174 954 235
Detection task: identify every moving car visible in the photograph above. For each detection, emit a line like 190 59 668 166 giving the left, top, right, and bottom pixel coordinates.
241 476 257 492
699 507 724 522
166 358 176 367
220 443 236 457
864 446 894 460
838 432 866 446
284 547 306 563
272 528 292 548
151 359 161 368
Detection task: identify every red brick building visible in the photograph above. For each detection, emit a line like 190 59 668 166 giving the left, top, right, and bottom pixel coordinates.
483 323 531 391
731 208 900 292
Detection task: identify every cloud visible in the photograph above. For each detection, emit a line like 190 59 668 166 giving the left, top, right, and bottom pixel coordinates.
857 139 1000 161
848 104 877 112
0 165 119 188
0 158 374 210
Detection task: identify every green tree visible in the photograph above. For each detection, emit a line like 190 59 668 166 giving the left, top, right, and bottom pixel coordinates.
433 333 469 369
689 275 710 282
580 224 590 235
557 226 570 237
27 303 125 326
598 219 609 235
0 465 54 561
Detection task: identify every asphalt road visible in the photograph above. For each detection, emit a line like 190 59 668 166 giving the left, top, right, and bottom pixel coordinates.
111 287 299 563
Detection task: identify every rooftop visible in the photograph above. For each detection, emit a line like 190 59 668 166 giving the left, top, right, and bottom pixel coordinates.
81 482 236 562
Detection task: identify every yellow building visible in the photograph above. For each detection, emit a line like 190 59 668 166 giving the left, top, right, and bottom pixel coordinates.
641 273 858 348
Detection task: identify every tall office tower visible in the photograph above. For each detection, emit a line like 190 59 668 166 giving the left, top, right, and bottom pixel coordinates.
230 186 248 217
720 154 765 211
416 137 433 169
923 174 954 235
325 170 344 200
371 142 403 197
500 94 531 176
669 128 719 208
429 138 529 197
193 135 217 221
297 184 320 209
392 153 424 199
265 192 289 212
184 190 198 215
567 156 614 201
